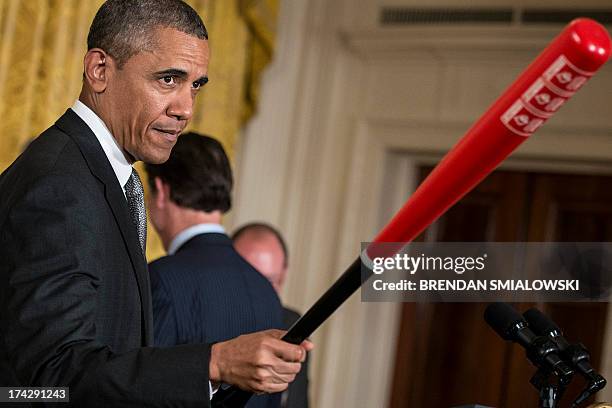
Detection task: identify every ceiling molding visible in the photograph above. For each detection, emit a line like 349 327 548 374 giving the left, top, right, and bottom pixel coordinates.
340 26 568 56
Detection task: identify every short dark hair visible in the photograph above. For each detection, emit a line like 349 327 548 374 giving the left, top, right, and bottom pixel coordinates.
88 0 208 67
145 133 233 213
232 223 289 267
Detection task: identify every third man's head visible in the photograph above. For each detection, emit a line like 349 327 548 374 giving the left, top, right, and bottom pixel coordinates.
233 224 289 294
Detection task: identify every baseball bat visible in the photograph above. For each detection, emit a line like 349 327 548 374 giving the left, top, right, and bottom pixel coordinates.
212 18 611 407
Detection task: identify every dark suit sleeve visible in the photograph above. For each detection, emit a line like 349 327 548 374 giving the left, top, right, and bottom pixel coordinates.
2 174 210 407
286 354 309 408
150 269 181 347
283 309 309 408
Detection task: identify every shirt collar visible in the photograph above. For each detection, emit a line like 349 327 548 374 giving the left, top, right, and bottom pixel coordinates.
71 100 133 190
167 223 226 255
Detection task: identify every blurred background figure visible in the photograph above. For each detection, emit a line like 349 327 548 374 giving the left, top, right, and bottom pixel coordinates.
145 133 284 408
234 223 310 408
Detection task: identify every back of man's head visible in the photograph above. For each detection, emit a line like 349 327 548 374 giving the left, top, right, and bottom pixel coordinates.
145 132 233 213
233 223 289 293
88 0 208 68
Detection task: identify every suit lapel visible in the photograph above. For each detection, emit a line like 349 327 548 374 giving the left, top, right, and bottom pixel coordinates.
55 109 152 345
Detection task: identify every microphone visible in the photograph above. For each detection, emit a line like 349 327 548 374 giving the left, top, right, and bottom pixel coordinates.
484 303 574 382
524 308 607 406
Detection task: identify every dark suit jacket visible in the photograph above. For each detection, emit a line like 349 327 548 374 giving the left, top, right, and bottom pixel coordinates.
0 110 212 407
281 308 309 408
149 232 284 408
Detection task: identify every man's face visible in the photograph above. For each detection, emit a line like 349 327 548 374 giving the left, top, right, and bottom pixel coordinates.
102 27 209 164
234 233 287 294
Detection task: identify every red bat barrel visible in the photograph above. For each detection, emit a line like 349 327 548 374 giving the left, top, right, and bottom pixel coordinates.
372 18 611 247
212 19 611 408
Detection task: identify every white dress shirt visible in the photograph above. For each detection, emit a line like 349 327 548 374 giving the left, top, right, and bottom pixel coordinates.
71 100 132 196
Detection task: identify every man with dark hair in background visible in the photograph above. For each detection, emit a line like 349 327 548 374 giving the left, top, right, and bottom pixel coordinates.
0 1 310 406
233 223 310 408
145 133 284 407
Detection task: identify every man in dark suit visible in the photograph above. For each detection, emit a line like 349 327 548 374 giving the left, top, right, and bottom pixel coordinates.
0 1 310 406
233 223 310 408
145 133 284 407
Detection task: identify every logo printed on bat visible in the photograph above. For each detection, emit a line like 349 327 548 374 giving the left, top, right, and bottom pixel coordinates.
501 54 594 137
502 100 546 137
543 55 594 95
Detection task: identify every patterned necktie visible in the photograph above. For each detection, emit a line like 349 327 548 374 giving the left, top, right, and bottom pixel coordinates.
125 168 147 256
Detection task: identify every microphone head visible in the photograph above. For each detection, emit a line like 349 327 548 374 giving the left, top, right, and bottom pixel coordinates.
484 302 526 341
523 308 561 336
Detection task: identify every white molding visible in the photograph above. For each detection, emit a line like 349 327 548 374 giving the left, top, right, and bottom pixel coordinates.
340 26 568 57
363 117 612 164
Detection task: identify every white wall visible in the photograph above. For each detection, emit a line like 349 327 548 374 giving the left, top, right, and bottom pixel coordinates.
232 0 612 405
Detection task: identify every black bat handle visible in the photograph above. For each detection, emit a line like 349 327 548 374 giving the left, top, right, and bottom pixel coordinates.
212 256 369 407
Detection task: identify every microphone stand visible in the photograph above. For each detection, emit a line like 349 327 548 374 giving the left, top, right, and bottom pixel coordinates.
521 333 574 408
531 367 569 408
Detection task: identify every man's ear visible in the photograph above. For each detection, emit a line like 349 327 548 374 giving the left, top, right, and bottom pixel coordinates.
154 177 171 208
83 48 111 93
279 265 288 289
